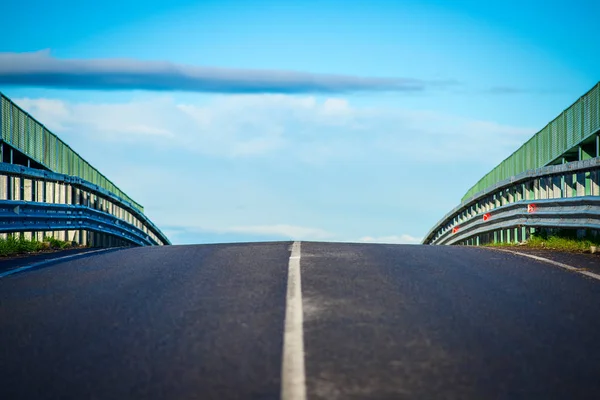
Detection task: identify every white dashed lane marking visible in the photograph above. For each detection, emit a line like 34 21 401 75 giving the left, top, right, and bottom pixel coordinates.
281 241 307 400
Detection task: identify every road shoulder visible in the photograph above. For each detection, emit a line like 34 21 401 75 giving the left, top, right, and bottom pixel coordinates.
0 248 112 276
484 246 600 277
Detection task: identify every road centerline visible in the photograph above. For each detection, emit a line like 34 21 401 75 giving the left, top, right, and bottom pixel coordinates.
281 241 307 400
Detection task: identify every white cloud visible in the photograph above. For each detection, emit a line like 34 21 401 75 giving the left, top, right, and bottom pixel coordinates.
225 224 333 240
15 98 70 131
367 108 535 164
358 234 423 244
14 94 535 165
154 222 333 242
15 97 175 139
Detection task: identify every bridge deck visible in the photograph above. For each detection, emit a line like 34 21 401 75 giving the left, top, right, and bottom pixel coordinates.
1 242 600 399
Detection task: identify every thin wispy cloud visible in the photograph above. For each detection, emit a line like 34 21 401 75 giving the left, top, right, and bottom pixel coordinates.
150 224 334 243
226 224 333 240
487 86 526 94
358 235 423 244
484 86 564 95
0 50 453 94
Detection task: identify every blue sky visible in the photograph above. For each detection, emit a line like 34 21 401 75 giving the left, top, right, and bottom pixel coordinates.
1 0 599 244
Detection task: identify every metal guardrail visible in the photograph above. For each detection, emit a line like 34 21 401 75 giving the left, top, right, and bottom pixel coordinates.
435 197 600 245
424 158 600 245
0 201 156 246
0 163 170 247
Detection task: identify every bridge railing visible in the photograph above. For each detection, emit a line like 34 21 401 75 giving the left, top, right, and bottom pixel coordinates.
424 158 600 245
1 94 144 212
0 162 169 247
461 82 600 202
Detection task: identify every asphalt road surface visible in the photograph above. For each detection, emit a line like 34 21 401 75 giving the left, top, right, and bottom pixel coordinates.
1 242 600 399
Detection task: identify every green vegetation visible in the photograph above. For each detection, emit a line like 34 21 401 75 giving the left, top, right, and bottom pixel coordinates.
0 235 78 257
486 230 600 253
43 236 73 250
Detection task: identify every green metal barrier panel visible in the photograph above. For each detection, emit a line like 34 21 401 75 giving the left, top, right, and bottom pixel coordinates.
463 83 600 201
0 93 144 212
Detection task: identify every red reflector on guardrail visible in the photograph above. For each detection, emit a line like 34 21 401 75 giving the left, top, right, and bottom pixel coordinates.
452 226 459 233
527 204 537 213
483 213 491 221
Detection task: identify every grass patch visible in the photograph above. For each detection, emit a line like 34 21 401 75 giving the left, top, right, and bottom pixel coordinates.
526 236 598 252
485 231 600 253
44 236 72 250
486 242 523 248
0 235 77 257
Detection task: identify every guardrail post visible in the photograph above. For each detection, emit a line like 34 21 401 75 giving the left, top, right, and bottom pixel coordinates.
31 178 37 202
7 176 12 201
19 178 27 201
576 173 585 196
565 174 573 197
585 172 592 196
552 176 560 198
